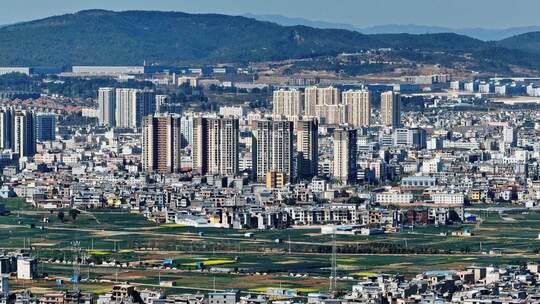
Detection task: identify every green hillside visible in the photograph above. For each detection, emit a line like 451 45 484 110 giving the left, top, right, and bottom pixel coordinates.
0 9 538 72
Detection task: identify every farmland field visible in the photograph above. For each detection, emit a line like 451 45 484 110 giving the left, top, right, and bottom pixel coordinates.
1 198 539 296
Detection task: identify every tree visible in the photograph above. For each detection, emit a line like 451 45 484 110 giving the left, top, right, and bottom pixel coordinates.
69 209 80 222
347 197 365 205
57 211 65 223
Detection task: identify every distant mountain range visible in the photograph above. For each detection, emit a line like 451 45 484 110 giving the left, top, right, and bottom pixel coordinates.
0 9 540 74
242 13 540 41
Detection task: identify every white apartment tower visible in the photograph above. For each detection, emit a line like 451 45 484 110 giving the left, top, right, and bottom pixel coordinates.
14 110 36 158
503 125 517 147
155 95 168 113
98 87 116 127
180 115 194 148
115 88 156 128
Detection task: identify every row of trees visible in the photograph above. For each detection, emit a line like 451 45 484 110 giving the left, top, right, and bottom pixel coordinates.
316 243 451 255
53 209 80 223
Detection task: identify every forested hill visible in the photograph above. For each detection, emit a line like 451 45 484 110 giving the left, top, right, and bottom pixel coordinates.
0 9 539 71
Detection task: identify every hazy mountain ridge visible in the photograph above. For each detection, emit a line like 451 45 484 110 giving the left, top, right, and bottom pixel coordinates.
243 13 540 41
0 9 539 73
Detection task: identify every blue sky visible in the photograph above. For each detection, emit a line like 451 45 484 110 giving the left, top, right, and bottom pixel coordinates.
2 0 539 28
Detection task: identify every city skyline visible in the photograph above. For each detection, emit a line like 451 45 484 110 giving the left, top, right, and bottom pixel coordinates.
1 1 540 301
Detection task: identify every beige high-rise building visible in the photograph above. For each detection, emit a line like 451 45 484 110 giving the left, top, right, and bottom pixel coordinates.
304 86 340 116
273 89 302 117
304 86 319 116
343 90 371 127
324 104 347 125
98 87 116 127
305 86 344 125
381 91 401 128
252 119 293 183
142 114 182 173
319 86 341 105
333 128 357 184
192 116 239 176
296 119 318 179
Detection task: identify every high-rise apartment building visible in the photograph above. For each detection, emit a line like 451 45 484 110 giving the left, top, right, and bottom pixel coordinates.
503 125 517 147
333 128 357 184
343 90 371 127
115 88 156 128
381 91 401 128
155 95 168 113
192 116 239 176
98 87 116 127
296 119 318 179
180 115 193 148
142 114 182 173
393 127 426 149
14 110 36 158
0 107 14 150
35 114 56 141
304 86 340 117
115 88 135 128
304 86 319 116
319 86 341 105
252 119 293 183
321 104 347 125
273 89 302 117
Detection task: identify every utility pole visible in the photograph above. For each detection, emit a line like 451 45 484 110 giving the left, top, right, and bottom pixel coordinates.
71 241 81 293
329 225 337 297
288 235 291 254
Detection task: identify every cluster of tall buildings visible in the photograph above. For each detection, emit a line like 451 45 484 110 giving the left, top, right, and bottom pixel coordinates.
141 112 362 185
130 86 400 184
273 87 401 128
98 87 156 128
142 114 322 184
0 107 57 159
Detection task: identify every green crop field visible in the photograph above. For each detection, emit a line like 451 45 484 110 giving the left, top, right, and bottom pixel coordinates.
1 197 540 296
